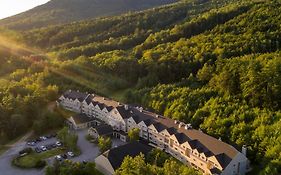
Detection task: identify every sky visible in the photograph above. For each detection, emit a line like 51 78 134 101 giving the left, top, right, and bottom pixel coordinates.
0 0 50 19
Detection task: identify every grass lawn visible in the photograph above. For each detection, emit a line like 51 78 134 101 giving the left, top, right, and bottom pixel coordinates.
13 148 65 169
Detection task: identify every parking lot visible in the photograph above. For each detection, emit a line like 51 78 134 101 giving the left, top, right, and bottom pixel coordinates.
0 129 127 175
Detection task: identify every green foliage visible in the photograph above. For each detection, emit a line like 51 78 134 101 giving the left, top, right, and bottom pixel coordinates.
45 160 102 175
116 153 201 175
0 0 177 30
97 136 112 153
146 148 170 167
1 0 281 174
57 127 79 153
128 128 140 142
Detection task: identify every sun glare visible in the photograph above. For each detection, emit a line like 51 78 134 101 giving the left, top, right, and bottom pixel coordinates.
0 0 50 19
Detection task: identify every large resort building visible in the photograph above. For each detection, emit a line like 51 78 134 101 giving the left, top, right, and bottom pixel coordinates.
57 90 251 175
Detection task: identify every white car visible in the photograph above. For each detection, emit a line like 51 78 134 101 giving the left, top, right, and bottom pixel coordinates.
56 141 62 147
67 151 74 157
40 136 47 141
55 155 62 161
40 146 47 151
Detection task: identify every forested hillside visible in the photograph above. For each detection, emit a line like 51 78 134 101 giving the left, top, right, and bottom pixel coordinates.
1 0 281 174
0 0 176 30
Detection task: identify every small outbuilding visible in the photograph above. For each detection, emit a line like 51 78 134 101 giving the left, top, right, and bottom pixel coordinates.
67 113 96 130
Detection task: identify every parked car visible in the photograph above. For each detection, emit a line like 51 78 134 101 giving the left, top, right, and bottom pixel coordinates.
40 136 47 141
61 154 67 159
55 155 62 161
56 141 62 147
46 145 53 150
82 160 87 164
27 141 36 146
19 147 32 155
46 134 52 139
40 146 47 151
52 144 57 148
67 151 74 157
35 147 41 153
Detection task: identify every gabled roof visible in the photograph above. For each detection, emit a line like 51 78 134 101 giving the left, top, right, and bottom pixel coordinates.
174 133 192 144
131 115 143 124
70 113 94 124
214 153 232 169
94 124 113 136
85 94 95 104
115 106 131 119
166 127 177 135
97 103 105 110
105 106 113 112
129 106 240 169
142 119 155 126
107 141 152 170
150 122 167 132
63 90 88 102
210 168 222 175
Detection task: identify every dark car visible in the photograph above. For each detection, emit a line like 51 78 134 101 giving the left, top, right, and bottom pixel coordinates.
52 144 57 148
35 147 41 153
46 145 53 150
46 134 52 138
61 154 67 159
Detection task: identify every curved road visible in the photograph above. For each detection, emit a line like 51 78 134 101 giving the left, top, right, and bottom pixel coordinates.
0 141 43 175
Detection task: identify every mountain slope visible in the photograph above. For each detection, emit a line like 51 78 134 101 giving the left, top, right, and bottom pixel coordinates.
1 0 281 174
0 0 177 30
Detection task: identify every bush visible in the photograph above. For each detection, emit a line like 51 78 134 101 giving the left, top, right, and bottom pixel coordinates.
35 160 46 168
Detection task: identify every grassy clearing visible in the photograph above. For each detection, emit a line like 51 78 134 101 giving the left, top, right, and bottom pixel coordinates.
13 148 65 169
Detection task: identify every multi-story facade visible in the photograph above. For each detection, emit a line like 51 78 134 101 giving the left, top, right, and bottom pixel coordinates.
57 90 250 175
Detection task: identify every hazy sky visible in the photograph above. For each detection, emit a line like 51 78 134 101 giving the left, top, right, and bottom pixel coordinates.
0 0 50 19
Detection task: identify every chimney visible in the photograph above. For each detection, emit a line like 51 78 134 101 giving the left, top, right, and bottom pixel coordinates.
178 122 184 128
242 145 247 156
185 124 192 130
174 120 178 124
124 104 129 110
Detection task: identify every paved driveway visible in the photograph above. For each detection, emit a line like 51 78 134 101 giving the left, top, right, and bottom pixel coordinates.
0 129 127 175
0 141 44 175
72 129 126 162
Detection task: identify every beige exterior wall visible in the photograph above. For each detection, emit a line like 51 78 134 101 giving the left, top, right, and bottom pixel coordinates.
60 93 249 175
221 153 248 175
59 96 82 112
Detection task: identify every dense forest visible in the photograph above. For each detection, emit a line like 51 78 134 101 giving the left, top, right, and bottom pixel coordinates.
0 0 281 174
0 0 177 30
